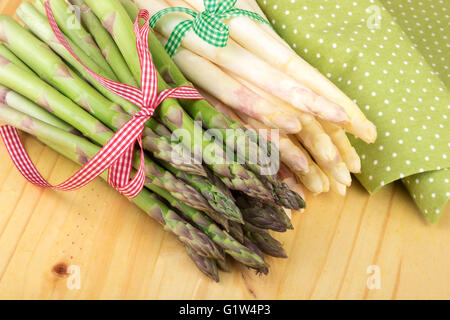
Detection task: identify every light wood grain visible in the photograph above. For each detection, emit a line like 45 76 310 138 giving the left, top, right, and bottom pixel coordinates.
0 0 449 300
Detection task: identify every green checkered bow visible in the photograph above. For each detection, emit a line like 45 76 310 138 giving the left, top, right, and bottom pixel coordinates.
149 0 270 57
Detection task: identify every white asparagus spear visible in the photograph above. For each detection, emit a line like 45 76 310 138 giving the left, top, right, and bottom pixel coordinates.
279 162 306 215
205 0 377 143
154 33 301 133
327 173 347 196
278 163 306 202
290 140 330 194
230 74 351 185
166 0 195 9
201 91 309 174
137 0 349 124
318 120 361 173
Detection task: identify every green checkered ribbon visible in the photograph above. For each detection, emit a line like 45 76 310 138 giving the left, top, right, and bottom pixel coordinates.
149 0 269 57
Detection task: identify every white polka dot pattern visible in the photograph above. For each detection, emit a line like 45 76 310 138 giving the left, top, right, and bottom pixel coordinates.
257 0 449 223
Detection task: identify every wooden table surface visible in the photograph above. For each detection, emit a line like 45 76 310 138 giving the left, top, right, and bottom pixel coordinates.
1 0 449 300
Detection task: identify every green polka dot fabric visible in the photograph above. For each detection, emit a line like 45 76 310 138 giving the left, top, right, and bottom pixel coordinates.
256 0 449 223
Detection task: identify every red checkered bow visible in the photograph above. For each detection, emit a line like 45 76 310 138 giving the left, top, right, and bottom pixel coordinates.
0 2 202 198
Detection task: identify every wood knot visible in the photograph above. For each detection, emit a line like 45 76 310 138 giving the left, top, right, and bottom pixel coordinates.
52 262 68 277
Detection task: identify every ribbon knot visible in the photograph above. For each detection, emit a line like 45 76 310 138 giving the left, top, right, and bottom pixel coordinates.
0 2 202 199
135 107 155 118
149 0 270 57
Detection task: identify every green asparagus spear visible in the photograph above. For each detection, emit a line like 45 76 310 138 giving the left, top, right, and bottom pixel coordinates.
235 194 293 232
70 0 137 87
0 50 113 143
228 221 244 244
0 104 221 260
242 236 269 274
0 84 76 134
0 51 210 213
1 14 129 130
185 246 220 282
0 43 28 70
84 0 272 201
161 162 244 224
244 223 288 258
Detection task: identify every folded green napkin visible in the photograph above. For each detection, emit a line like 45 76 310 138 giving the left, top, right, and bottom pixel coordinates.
256 0 449 223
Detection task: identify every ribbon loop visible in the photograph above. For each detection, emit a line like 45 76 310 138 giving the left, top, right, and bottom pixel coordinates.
0 2 202 199
149 0 270 57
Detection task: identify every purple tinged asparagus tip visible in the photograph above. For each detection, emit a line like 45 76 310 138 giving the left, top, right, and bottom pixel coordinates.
76 146 90 166
166 106 184 128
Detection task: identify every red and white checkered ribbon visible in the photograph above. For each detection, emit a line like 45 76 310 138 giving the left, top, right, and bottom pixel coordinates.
0 2 202 198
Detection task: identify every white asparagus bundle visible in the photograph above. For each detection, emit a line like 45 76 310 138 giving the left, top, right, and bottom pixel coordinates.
137 0 350 125
229 74 351 186
185 0 376 143
154 33 302 133
200 90 309 174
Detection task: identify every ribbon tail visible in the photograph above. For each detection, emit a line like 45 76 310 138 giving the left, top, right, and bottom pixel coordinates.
113 138 147 198
0 126 51 187
108 143 135 189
